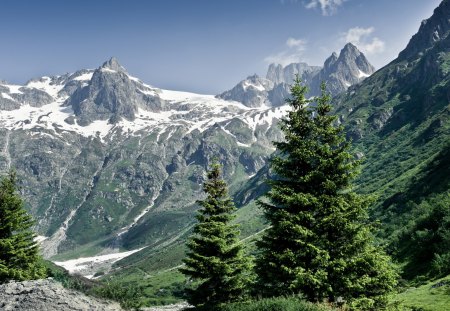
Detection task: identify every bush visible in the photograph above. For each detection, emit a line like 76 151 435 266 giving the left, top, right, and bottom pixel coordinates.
93 281 144 310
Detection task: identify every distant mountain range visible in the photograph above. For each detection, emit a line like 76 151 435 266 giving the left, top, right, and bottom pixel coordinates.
217 42 374 107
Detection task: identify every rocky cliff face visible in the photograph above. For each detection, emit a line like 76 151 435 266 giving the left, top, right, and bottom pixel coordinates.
266 62 321 85
67 57 165 125
216 74 274 107
399 0 450 61
309 43 375 96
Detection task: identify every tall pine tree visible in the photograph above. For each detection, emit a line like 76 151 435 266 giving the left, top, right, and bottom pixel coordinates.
0 171 46 283
180 162 249 307
255 78 397 309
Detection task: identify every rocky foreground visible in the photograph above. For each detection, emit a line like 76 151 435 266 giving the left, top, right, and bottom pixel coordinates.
0 279 190 311
0 279 122 310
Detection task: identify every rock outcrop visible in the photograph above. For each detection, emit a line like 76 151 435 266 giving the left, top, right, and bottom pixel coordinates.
0 279 122 311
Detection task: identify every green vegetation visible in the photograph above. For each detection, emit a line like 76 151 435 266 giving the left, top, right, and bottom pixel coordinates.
255 80 397 309
0 171 46 283
325 25 450 307
393 193 450 280
395 275 450 311
195 296 334 311
180 162 250 307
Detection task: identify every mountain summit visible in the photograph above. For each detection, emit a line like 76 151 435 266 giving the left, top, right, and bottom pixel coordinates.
67 57 165 125
309 42 375 95
399 0 450 61
101 57 127 72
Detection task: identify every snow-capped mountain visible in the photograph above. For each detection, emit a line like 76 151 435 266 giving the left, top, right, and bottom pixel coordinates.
0 58 287 142
0 46 374 261
0 58 288 259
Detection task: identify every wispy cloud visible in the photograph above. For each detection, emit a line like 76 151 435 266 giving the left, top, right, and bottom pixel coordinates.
340 26 385 55
264 37 307 66
305 0 347 16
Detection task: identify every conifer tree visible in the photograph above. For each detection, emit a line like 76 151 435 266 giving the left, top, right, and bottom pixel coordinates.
0 171 46 283
180 162 249 308
255 78 397 309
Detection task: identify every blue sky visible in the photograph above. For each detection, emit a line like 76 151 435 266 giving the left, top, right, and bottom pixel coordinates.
0 0 442 93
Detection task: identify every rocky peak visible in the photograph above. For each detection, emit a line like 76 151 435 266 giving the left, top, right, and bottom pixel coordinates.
266 62 321 85
324 52 338 71
101 57 126 72
399 0 450 60
341 42 359 55
66 58 164 125
216 74 274 107
266 63 284 84
338 43 375 75
308 44 375 96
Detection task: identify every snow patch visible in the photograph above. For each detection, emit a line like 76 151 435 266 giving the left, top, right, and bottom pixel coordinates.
100 68 116 73
34 235 48 243
53 247 145 276
137 88 157 96
1 93 14 101
26 77 64 98
73 72 93 81
358 69 370 78
243 81 265 92
6 84 23 94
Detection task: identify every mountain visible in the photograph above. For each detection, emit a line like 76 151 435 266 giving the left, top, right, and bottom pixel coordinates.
67 57 165 125
0 3 448 307
217 43 374 107
216 74 275 107
398 0 450 61
266 62 321 86
331 0 450 279
0 57 287 259
309 43 375 96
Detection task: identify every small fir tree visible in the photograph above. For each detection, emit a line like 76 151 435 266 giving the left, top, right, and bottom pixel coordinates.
0 171 46 283
180 162 249 307
255 78 397 309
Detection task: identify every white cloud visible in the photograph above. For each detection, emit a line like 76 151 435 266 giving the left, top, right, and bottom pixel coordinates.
305 0 347 16
264 38 307 66
341 26 385 55
286 37 305 48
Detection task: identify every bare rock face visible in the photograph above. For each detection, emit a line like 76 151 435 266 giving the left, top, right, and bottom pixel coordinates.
67 57 165 125
308 43 375 96
399 0 450 61
216 74 274 107
0 279 123 311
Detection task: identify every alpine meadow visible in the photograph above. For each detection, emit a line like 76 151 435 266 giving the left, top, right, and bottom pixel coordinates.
0 1 448 310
